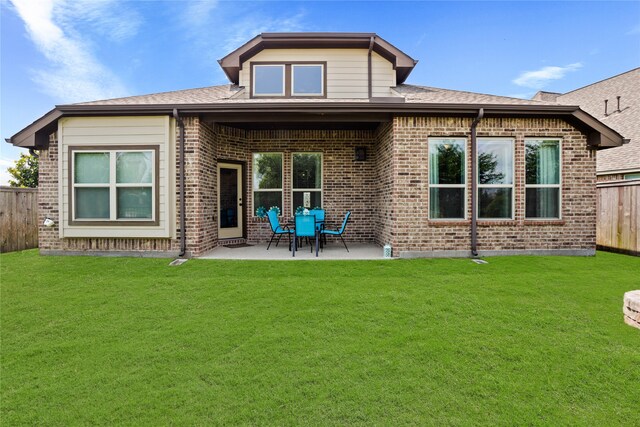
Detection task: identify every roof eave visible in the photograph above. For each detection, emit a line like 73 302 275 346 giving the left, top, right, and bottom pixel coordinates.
6 109 62 149
7 103 624 149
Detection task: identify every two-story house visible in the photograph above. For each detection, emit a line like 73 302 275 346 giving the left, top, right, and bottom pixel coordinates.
7 33 624 258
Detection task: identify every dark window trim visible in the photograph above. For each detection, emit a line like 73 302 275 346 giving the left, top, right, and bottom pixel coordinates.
251 152 284 218
250 61 328 99
427 137 468 220
476 137 515 220
68 145 160 226
291 152 323 215
524 137 562 220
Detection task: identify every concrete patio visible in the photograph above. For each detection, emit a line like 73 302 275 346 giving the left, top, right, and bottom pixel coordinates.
198 241 385 260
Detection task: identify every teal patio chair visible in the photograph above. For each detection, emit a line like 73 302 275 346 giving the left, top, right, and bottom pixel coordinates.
266 209 293 250
293 214 318 257
308 208 326 243
321 211 351 252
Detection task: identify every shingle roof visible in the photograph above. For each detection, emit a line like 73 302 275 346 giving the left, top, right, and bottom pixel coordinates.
11 80 623 150
396 85 559 105
555 68 640 174
76 85 244 105
76 83 559 106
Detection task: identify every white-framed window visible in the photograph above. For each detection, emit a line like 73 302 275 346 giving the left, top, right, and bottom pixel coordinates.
71 148 156 223
252 64 285 96
291 64 324 96
292 152 322 214
252 153 284 215
477 138 514 219
525 138 561 219
428 138 466 219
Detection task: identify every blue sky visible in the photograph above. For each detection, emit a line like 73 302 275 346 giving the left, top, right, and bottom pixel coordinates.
1 0 639 184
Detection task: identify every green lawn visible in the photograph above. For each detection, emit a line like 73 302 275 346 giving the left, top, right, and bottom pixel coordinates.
1 250 639 426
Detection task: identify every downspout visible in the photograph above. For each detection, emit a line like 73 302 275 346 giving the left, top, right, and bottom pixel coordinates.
470 108 484 257
367 36 374 99
29 148 39 158
173 108 187 257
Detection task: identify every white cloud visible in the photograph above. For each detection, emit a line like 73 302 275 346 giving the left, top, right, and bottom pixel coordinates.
9 0 135 103
221 13 307 52
183 0 220 28
513 63 583 89
56 0 142 42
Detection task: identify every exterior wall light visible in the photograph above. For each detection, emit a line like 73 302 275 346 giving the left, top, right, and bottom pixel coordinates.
43 217 55 227
354 147 367 161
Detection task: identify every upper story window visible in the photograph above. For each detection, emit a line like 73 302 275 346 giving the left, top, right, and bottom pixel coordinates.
253 65 285 96
251 62 326 98
292 65 324 96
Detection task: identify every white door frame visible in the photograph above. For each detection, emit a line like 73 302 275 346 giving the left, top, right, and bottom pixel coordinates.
217 162 243 239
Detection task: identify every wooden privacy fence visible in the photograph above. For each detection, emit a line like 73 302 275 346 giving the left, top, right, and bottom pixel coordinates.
0 186 38 253
597 180 639 256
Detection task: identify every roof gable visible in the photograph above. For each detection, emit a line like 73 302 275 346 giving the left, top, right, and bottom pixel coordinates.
218 33 418 85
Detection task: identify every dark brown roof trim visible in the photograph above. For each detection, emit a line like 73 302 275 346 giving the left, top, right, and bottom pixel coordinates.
5 108 61 148
218 32 418 85
7 102 624 149
56 101 580 114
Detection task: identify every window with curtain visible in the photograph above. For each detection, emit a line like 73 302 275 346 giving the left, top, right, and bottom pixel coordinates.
428 138 466 219
72 148 155 222
253 153 283 215
477 138 514 219
525 139 560 218
292 153 322 214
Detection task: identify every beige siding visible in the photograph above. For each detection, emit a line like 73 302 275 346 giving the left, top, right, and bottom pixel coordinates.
59 116 175 238
238 48 396 99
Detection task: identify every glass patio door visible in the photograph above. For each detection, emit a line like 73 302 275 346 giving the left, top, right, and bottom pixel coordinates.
218 163 243 239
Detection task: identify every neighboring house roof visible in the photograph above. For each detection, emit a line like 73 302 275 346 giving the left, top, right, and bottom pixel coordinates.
218 33 418 85
551 68 640 174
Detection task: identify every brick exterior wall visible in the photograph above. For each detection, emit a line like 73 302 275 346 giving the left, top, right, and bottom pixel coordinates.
374 122 394 247
37 115 597 257
388 116 596 256
203 125 378 253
